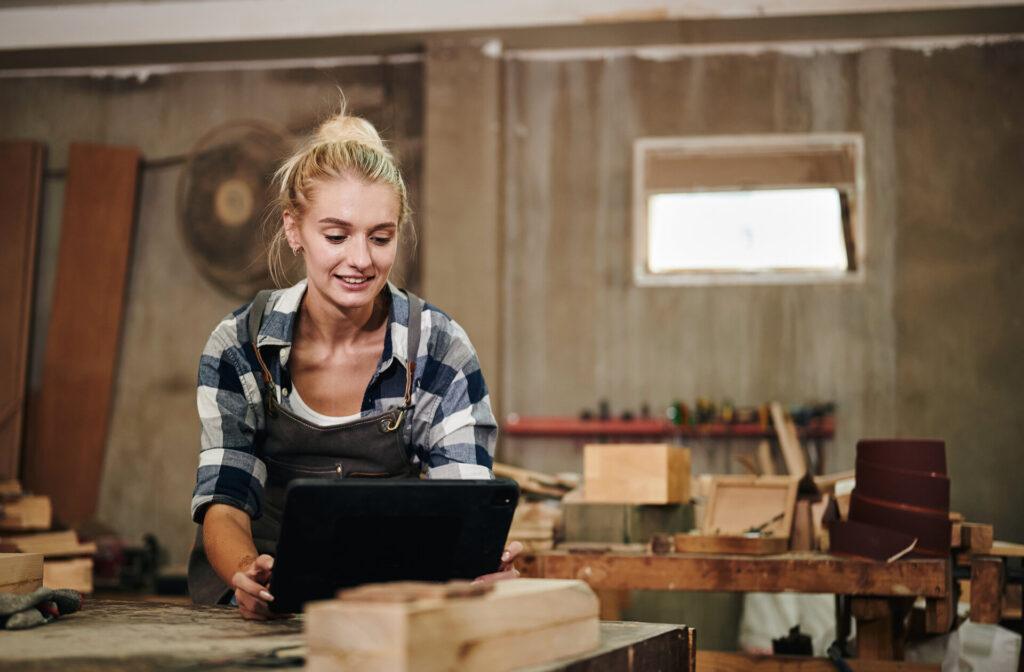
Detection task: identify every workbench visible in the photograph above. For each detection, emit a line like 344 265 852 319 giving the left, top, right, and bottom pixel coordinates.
0 599 696 671
520 550 958 661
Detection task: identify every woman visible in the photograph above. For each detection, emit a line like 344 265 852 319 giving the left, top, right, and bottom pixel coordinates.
188 105 520 619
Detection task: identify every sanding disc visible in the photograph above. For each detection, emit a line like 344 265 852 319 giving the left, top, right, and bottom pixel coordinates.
177 120 295 299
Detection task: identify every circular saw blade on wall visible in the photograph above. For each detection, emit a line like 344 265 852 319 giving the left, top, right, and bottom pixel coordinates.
177 120 295 299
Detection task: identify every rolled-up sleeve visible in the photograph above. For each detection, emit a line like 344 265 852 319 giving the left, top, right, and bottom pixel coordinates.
421 323 496 480
190 321 267 523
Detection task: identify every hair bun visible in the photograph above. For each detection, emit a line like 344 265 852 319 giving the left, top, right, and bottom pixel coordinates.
315 114 388 155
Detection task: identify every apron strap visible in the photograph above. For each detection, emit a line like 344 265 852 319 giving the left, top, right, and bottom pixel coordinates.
247 289 275 387
403 291 423 407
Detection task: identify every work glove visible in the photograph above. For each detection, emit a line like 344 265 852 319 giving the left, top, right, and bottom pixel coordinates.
0 586 82 630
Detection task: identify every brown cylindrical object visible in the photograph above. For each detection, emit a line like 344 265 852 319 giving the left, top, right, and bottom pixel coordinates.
855 459 950 511
849 492 951 557
856 439 946 475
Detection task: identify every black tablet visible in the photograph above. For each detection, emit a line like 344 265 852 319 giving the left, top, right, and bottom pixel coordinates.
268 479 519 613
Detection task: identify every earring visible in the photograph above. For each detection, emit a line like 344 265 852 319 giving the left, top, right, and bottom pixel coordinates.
291 246 301 256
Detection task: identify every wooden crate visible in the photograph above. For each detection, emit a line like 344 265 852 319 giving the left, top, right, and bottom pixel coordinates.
583 444 690 504
306 579 599 672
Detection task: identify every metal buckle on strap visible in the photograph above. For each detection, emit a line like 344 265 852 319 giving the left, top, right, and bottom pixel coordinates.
380 408 406 433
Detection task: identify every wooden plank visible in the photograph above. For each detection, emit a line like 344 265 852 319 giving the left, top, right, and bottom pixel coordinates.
0 552 44 593
0 494 52 531
306 578 599 672
0 141 45 482
520 551 949 597
673 533 789 555
770 402 807 477
988 540 1024 557
703 475 798 538
43 557 93 593
22 143 140 527
757 440 777 476
698 651 939 671
583 444 690 504
0 530 96 558
969 556 1004 624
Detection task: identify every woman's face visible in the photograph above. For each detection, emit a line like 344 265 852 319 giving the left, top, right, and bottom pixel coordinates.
285 174 400 313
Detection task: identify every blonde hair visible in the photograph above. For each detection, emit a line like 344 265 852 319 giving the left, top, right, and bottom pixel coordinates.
267 101 414 286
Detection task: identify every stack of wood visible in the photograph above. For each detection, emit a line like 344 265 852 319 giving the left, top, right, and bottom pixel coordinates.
0 480 94 593
506 501 561 552
306 579 599 672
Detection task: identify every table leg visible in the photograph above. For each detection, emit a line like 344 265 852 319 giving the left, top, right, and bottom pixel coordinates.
851 596 913 660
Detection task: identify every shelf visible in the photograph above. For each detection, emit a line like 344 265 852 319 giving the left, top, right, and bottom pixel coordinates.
503 415 834 440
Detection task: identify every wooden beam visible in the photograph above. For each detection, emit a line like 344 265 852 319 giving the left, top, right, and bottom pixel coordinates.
0 141 45 482
960 523 993 553
520 551 949 597
22 143 140 527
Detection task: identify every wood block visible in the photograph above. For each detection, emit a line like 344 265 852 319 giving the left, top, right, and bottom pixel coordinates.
0 530 96 558
969 556 1003 624
673 533 788 555
0 479 21 496
564 501 694 544
0 495 52 531
583 444 690 504
306 578 599 672
0 141 45 482
23 143 140 527
0 552 43 593
703 476 798 538
960 523 993 554
42 557 93 594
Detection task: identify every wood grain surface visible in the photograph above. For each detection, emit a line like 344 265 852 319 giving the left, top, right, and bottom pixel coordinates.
520 551 949 597
0 141 45 481
22 143 139 526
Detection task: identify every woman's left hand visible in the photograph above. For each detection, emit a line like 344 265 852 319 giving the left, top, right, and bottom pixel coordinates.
473 541 525 584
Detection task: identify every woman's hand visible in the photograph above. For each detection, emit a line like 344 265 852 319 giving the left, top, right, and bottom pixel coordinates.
473 541 525 584
232 554 278 620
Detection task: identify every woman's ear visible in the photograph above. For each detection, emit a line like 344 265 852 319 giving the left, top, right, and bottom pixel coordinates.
283 211 302 254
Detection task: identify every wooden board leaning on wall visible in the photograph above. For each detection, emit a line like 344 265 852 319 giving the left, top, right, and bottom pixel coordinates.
0 142 45 482
23 143 141 527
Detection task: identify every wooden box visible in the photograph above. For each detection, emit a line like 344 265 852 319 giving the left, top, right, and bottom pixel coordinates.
306 579 599 672
672 476 798 555
583 444 690 504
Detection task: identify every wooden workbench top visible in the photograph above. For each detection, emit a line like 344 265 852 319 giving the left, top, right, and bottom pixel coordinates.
521 551 950 598
0 599 695 671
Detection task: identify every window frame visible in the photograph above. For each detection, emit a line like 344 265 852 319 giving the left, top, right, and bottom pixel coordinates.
632 133 865 287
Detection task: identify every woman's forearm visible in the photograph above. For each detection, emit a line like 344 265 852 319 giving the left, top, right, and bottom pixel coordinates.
203 503 260 586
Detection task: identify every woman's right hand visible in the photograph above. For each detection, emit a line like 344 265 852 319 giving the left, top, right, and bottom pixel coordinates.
232 554 277 620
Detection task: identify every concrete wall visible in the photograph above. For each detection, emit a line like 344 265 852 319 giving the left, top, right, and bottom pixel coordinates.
0 62 423 566
495 42 1024 547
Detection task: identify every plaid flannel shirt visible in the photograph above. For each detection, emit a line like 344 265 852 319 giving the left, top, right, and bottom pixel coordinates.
190 280 496 523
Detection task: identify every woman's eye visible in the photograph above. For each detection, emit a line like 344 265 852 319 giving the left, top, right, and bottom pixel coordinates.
325 234 347 243
371 236 393 246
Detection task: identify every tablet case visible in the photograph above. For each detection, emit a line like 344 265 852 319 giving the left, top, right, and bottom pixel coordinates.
269 479 519 613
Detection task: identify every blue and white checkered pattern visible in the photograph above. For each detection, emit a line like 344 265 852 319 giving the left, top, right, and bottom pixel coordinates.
191 280 496 523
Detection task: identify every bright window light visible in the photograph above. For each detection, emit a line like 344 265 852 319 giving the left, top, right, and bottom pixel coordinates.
647 188 849 274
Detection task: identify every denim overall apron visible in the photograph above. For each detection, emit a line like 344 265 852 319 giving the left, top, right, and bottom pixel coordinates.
187 288 423 604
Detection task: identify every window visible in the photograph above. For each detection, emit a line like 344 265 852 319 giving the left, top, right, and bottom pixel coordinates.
633 134 863 286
